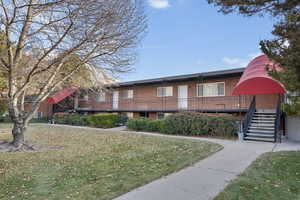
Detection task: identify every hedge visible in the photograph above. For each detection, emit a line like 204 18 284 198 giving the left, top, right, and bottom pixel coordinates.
0 117 49 123
53 113 127 128
127 112 238 137
127 117 165 132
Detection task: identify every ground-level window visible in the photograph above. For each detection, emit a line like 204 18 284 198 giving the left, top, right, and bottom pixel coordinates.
96 92 106 102
121 90 133 99
197 82 225 97
157 86 173 97
33 111 43 119
79 93 89 101
124 112 134 118
157 112 172 119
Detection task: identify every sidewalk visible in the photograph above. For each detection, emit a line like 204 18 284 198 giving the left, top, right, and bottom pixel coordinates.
114 131 300 200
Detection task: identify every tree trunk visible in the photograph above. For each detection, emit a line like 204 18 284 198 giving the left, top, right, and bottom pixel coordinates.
11 120 26 147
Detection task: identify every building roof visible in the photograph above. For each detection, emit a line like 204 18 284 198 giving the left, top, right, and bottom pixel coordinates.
232 55 285 95
115 68 245 87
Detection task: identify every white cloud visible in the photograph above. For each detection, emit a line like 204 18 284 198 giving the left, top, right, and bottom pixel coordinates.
149 0 170 9
222 52 263 68
222 57 248 68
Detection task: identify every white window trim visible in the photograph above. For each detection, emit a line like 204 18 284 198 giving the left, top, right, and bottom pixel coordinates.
122 90 134 99
196 82 225 97
96 92 106 102
157 86 173 97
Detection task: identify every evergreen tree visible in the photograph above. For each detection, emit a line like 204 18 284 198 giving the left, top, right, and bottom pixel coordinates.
208 0 300 114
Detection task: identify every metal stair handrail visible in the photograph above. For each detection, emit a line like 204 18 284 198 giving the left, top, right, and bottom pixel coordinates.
274 95 282 143
242 96 256 139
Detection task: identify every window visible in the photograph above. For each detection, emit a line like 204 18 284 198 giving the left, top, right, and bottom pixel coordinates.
121 90 133 99
197 82 225 97
157 113 172 119
96 92 105 102
33 111 43 119
123 112 134 118
157 87 173 97
157 113 165 119
79 94 89 101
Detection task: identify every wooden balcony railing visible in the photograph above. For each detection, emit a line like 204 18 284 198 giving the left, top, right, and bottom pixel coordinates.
78 95 253 112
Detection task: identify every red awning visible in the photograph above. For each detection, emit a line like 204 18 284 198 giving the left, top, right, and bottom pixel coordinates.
232 55 286 95
46 86 78 104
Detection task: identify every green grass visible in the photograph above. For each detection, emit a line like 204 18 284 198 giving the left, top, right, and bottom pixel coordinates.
215 151 300 200
0 124 222 200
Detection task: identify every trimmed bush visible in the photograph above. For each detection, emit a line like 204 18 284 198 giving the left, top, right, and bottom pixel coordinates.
0 117 12 123
146 120 165 132
127 117 150 131
30 117 50 123
53 113 126 128
128 112 238 138
164 112 237 137
0 117 49 123
88 113 124 128
127 118 165 132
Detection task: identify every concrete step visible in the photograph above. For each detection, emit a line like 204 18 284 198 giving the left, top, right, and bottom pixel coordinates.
252 116 276 120
254 114 276 116
246 133 275 138
251 120 275 124
252 118 275 122
248 129 275 134
244 136 275 142
249 127 275 131
250 123 275 127
255 112 276 115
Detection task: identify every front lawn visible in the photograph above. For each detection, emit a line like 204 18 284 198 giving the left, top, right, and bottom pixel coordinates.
0 124 222 200
215 151 300 200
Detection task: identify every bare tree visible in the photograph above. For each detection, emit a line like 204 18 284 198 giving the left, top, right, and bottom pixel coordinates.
0 0 146 150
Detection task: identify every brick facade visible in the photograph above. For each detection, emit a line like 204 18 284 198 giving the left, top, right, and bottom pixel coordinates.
75 75 279 119
25 101 53 118
34 70 281 119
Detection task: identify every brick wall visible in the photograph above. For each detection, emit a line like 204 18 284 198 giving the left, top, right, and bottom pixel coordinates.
84 76 261 111
25 101 53 117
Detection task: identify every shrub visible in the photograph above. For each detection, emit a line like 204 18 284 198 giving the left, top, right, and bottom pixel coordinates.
127 117 150 131
164 112 238 137
127 118 165 132
53 112 70 124
0 116 49 123
128 113 238 138
53 113 125 128
88 113 124 128
146 120 165 132
30 117 50 123
0 116 12 123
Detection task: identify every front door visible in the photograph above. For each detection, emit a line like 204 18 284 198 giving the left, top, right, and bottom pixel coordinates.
178 85 188 109
113 91 119 109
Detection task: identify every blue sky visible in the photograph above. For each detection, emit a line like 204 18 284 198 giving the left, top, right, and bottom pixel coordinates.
120 0 276 82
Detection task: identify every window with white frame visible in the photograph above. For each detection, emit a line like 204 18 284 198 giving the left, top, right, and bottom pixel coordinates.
96 92 106 102
121 90 133 99
33 111 43 119
197 82 225 97
157 86 173 97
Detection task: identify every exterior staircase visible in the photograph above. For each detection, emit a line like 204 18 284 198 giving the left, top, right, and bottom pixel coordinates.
244 111 276 142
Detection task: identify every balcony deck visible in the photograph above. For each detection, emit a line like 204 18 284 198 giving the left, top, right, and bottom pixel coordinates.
76 96 252 113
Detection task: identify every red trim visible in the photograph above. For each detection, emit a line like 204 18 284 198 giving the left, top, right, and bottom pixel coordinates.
232 55 285 95
46 86 78 104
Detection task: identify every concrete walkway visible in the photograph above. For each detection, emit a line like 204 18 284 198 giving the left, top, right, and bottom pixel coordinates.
114 132 300 200
39 124 300 200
